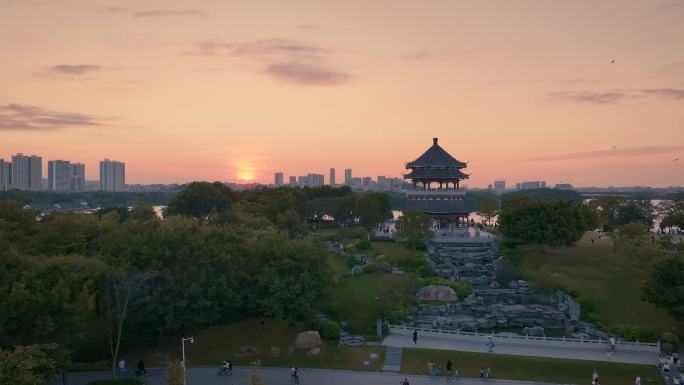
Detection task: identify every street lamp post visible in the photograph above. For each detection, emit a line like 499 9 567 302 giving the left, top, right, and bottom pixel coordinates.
181 337 194 385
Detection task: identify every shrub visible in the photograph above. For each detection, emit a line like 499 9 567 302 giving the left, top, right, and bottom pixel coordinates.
345 244 357 253
611 324 658 342
576 297 595 313
356 239 371 250
661 332 679 350
583 312 604 325
384 308 408 324
319 321 341 340
502 248 520 265
661 342 675 355
345 256 357 268
375 254 387 262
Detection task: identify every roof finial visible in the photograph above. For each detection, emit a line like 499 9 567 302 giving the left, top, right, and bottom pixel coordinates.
433 137 438 146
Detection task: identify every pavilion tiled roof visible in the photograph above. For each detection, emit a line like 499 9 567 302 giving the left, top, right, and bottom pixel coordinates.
406 138 467 169
404 168 469 180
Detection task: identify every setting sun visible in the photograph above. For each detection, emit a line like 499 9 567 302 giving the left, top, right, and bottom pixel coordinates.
237 167 255 181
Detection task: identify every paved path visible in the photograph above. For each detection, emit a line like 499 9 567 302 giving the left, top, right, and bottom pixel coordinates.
62 367 569 385
383 334 659 365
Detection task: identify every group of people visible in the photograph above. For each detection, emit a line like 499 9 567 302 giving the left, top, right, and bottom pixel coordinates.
116 358 148 377
425 359 460 381
289 365 301 384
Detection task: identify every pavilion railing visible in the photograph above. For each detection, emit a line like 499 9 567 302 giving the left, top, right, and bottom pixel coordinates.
387 325 660 353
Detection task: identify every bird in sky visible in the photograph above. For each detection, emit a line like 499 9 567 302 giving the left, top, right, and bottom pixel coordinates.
674 158 680 162
611 59 615 64
610 146 616 149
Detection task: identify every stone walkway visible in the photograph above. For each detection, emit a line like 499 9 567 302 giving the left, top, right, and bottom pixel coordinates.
383 334 659 365
61 366 570 385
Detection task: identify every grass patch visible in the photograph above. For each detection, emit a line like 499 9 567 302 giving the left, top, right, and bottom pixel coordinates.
326 273 419 334
516 232 683 335
147 319 383 371
402 348 663 385
368 241 426 273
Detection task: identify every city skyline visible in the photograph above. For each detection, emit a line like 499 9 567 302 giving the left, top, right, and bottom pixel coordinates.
1 1 683 186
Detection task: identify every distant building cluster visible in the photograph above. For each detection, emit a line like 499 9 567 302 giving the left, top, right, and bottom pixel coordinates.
0 152 126 192
486 180 574 192
273 168 404 191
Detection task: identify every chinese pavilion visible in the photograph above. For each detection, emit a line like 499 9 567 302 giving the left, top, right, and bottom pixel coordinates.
403 138 471 232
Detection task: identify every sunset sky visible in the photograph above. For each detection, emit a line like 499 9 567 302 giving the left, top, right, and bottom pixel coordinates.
1 0 683 186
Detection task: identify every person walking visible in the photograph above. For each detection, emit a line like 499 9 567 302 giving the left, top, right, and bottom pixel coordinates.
117 359 126 376
446 359 454 381
412 329 418 345
608 337 616 353
293 367 300 385
400 378 410 385
486 336 495 352
289 365 295 384
480 366 486 378
592 369 599 385
635 375 641 385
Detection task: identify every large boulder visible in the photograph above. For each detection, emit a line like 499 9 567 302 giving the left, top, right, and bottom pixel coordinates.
416 285 458 301
295 331 323 349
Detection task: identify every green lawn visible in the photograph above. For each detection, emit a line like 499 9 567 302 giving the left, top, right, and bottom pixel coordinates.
326 273 419 334
517 232 683 335
402 348 663 385
143 319 384 371
367 241 426 273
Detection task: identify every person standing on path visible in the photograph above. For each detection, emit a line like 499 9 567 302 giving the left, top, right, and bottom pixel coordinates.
118 359 126 376
486 336 495 352
608 337 616 353
412 329 418 344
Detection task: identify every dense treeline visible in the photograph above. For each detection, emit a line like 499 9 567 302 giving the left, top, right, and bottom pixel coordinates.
0 182 392 382
0 190 176 208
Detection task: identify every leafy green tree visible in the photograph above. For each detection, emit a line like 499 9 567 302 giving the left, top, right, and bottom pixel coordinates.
104 272 155 379
0 344 56 385
165 182 237 219
612 221 650 262
499 198 587 246
251 234 332 320
478 197 497 226
643 257 684 320
355 193 391 239
395 210 434 250
276 208 308 239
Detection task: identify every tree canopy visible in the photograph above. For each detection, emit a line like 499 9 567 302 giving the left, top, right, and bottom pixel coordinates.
499 198 589 246
395 210 434 250
643 257 684 320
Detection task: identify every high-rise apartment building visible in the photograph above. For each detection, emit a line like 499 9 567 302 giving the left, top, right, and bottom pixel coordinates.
274 172 284 186
329 168 336 186
289 176 297 187
99 159 126 191
307 173 324 187
0 159 11 190
48 160 72 191
493 180 506 192
344 169 352 185
11 153 42 190
70 163 85 190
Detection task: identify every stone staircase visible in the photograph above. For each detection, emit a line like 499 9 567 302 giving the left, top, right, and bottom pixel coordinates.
382 347 404 372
